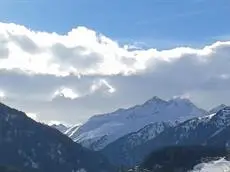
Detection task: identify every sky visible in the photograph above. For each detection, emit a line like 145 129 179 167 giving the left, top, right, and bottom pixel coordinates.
0 0 230 124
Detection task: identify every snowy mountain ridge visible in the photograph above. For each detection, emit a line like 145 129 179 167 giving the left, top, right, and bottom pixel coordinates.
176 106 230 139
125 122 173 148
67 96 207 150
101 106 230 167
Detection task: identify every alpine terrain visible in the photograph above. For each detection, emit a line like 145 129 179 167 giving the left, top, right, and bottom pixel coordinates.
64 97 207 151
102 106 230 168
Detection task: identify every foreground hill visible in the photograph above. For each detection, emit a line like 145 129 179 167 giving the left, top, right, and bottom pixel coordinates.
0 102 114 172
0 166 23 172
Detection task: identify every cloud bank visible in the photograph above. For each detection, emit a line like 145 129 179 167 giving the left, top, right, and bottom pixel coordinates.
0 22 230 123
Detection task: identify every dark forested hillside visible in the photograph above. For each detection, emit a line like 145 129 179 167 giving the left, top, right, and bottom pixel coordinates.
0 166 23 172
140 146 227 172
0 102 114 172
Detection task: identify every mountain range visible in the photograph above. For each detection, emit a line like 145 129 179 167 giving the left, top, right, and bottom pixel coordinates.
61 97 207 151
2 95 230 171
51 97 230 169
101 106 230 167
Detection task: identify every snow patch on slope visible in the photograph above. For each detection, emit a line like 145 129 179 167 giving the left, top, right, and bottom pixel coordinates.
190 158 230 172
125 122 173 148
65 124 82 137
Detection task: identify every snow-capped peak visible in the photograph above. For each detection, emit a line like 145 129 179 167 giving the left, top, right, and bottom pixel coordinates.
67 96 207 150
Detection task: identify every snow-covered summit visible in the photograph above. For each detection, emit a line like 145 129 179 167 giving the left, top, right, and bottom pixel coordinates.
68 96 207 150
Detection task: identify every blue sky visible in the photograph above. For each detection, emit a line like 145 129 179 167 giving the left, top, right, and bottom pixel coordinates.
0 0 229 49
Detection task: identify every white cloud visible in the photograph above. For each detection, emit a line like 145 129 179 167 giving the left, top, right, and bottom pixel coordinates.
1 22 229 77
173 93 191 99
53 87 79 100
1 22 230 123
47 120 72 127
91 79 116 94
26 112 37 121
0 22 137 76
0 91 5 98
